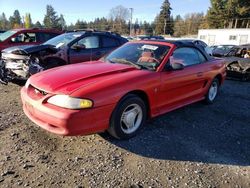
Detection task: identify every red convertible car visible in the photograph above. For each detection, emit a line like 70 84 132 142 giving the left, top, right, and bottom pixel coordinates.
21 40 226 139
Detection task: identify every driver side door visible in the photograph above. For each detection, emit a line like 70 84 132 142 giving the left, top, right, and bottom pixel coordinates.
69 35 102 64
158 47 209 113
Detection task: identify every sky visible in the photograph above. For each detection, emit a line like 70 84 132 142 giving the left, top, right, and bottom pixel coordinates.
0 0 211 24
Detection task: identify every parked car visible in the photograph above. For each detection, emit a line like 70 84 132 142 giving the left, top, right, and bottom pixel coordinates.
0 28 63 52
178 39 213 56
0 30 128 84
136 35 165 40
21 40 226 139
223 44 250 80
212 45 236 57
164 39 213 56
122 36 134 41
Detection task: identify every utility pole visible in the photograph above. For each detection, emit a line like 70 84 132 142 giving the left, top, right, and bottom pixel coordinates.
129 8 133 36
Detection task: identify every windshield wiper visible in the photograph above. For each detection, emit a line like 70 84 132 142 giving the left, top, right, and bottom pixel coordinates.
109 58 148 70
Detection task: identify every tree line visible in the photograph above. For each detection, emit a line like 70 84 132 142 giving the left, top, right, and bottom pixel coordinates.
0 0 249 36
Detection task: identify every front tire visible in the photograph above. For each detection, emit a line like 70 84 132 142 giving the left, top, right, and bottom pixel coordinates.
205 78 219 104
108 94 147 139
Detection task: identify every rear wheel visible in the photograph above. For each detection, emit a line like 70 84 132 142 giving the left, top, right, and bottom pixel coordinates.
108 94 147 139
205 78 219 104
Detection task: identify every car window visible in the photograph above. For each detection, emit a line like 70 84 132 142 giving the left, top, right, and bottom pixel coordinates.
12 32 37 43
197 50 207 63
76 36 99 49
171 47 204 66
0 30 17 42
227 48 239 57
199 41 207 48
37 32 58 42
102 36 119 47
104 43 170 71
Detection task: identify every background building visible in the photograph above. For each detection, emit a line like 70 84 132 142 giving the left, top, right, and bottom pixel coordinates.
198 29 250 45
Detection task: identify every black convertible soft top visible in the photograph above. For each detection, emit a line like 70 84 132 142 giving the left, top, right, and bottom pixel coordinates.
144 39 212 60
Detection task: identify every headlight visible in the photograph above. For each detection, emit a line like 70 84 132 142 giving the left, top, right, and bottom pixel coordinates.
25 78 30 89
47 95 93 109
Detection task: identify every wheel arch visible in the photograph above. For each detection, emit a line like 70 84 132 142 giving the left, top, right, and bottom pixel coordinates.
119 90 151 119
214 74 223 86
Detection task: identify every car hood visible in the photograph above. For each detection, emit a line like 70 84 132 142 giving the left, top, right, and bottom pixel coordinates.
2 44 57 55
29 61 137 94
224 57 250 69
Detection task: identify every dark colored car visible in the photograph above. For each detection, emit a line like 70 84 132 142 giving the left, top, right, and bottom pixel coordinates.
177 39 213 56
137 35 165 40
0 30 6 34
212 45 236 57
0 28 63 52
0 30 128 84
223 44 250 80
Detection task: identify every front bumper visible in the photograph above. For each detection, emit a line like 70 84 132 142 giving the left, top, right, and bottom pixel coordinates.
21 87 114 136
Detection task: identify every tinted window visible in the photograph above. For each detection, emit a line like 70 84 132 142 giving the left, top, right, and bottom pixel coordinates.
37 32 58 42
197 50 207 63
102 37 119 47
194 40 207 48
76 36 99 49
171 47 204 66
227 48 239 57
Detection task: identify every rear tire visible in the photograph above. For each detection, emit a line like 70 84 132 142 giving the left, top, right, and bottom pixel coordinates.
108 94 147 139
205 78 219 104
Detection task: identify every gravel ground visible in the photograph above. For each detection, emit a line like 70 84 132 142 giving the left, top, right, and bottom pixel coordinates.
0 80 249 188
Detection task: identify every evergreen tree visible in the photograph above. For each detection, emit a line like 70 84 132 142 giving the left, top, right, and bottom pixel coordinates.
9 10 22 28
173 15 185 37
75 20 87 29
155 0 173 35
34 21 43 28
43 5 60 29
207 0 250 28
59 14 66 30
0 13 9 29
25 13 32 28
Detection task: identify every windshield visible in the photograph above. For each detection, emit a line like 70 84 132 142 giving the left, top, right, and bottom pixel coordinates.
0 30 17 42
44 32 83 48
104 43 170 70
216 45 235 50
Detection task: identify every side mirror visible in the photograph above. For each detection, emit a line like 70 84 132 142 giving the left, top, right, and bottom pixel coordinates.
171 62 184 70
71 44 86 51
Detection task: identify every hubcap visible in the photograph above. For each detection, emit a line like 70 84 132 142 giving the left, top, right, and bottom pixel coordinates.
120 104 143 134
208 81 218 101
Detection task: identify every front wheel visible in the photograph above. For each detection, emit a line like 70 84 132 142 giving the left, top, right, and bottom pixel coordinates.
108 94 147 139
205 78 219 104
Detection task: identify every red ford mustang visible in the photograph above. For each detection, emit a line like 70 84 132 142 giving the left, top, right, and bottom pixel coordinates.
21 40 226 139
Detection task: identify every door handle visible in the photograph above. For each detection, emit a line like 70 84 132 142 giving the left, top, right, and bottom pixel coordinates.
197 72 203 77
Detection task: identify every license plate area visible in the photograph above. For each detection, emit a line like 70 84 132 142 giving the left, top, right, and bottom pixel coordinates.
26 102 35 115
